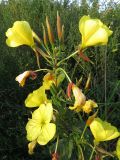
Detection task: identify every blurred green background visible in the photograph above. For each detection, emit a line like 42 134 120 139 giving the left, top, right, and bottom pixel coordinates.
0 0 120 159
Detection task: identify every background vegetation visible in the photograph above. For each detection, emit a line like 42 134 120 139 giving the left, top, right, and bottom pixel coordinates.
0 0 120 159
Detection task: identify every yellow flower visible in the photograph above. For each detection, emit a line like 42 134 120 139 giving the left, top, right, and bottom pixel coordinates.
69 85 86 112
79 15 113 49
42 72 65 90
90 118 119 142
82 100 98 114
116 139 120 160
15 71 37 87
25 86 50 108
43 73 56 90
26 103 56 145
6 21 35 47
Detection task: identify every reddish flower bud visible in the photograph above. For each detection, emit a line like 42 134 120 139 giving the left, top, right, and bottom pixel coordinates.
52 152 59 160
79 51 91 62
67 82 73 98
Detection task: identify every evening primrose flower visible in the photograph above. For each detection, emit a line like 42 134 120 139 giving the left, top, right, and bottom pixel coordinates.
69 84 86 112
90 118 119 142
82 99 98 114
26 103 56 145
25 86 50 108
6 21 35 47
79 15 113 49
15 71 37 87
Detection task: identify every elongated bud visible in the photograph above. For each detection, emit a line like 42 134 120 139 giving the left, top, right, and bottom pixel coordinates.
46 16 54 44
67 82 73 98
57 11 62 41
76 76 83 87
42 24 48 46
61 25 64 43
85 73 91 90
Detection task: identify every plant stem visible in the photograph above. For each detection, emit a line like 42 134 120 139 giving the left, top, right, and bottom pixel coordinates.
56 68 72 82
55 136 59 153
57 50 79 66
34 68 50 72
89 146 95 160
80 124 87 140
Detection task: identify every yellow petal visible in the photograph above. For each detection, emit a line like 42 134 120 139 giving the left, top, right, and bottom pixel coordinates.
82 99 98 114
32 103 53 124
6 21 34 47
90 118 119 142
43 72 55 90
26 103 55 144
116 139 120 160
25 86 49 107
85 27 109 46
26 119 41 141
37 123 56 145
79 15 113 49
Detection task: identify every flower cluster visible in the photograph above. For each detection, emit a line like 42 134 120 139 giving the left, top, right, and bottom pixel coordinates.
6 14 120 159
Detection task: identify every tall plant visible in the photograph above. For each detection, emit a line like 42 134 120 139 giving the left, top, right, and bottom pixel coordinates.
5 12 120 160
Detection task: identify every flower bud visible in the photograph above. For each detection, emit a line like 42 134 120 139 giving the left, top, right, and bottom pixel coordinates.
57 11 62 41
42 24 48 46
46 16 54 44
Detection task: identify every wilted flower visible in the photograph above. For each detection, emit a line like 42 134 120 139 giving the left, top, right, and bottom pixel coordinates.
6 21 35 47
25 86 50 108
28 140 37 155
15 71 37 87
82 99 98 114
26 103 56 145
79 15 113 49
43 72 56 90
69 84 86 112
90 118 119 142
116 138 120 160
